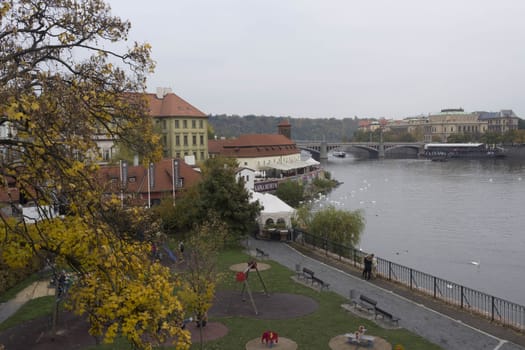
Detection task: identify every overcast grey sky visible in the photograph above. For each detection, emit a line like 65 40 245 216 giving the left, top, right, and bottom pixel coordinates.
107 0 525 119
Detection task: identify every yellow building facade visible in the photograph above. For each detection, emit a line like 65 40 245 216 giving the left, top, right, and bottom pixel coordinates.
148 88 208 162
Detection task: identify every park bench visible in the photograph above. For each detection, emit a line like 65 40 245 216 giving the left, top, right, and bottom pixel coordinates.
302 267 315 282
256 248 269 259
374 306 400 326
311 276 330 290
352 294 377 314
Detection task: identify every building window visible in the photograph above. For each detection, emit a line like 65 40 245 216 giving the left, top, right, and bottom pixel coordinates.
192 120 196 128
103 149 111 161
199 120 203 128
200 135 204 145
176 152 180 158
192 135 197 145
244 161 248 165
200 151 204 159
183 135 188 146
175 120 179 128
175 135 180 146
183 120 187 128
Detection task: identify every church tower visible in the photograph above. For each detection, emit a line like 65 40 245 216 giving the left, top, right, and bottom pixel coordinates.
277 119 292 139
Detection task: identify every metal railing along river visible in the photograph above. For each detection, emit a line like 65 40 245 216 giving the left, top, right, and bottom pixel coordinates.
291 229 525 333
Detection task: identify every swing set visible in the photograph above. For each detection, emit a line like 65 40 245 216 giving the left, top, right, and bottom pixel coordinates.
235 260 269 315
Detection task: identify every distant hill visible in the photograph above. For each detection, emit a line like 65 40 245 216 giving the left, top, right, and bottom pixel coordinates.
208 114 360 142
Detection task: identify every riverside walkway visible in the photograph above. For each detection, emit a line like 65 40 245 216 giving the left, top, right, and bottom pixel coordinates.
248 238 525 350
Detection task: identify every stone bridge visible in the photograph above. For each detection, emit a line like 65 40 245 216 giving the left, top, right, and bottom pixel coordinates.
296 141 425 160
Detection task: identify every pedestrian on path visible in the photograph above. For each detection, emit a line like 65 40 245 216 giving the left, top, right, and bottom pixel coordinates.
372 254 378 279
362 254 373 280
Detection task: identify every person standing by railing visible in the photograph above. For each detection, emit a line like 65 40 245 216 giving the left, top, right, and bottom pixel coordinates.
362 254 373 280
372 254 378 279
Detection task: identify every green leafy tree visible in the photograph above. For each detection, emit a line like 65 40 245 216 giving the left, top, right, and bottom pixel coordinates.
480 131 502 145
178 215 227 349
309 206 365 247
196 157 261 241
155 186 201 237
275 180 304 208
158 157 261 241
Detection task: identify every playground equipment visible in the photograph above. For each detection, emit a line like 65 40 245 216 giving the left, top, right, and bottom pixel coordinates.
261 330 279 347
235 260 269 315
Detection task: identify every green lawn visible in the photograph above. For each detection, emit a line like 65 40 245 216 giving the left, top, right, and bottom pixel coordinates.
0 296 54 331
1 248 442 350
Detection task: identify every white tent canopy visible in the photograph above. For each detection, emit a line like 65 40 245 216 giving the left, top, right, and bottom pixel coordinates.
249 191 296 228
266 157 320 171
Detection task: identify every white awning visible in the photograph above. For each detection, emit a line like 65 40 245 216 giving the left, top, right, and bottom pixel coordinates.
266 158 319 171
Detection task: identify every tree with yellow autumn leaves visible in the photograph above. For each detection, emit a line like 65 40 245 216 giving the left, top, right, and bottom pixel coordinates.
0 1 189 349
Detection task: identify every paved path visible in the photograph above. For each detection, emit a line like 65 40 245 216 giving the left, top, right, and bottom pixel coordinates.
0 281 55 324
248 238 525 350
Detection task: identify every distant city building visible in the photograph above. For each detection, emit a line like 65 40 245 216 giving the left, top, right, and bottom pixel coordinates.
424 108 487 142
476 110 519 134
382 108 520 142
358 118 387 132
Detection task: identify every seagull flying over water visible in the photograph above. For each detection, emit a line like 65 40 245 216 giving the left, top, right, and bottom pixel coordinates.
470 260 480 266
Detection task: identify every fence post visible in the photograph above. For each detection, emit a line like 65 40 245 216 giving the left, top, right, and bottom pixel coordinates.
461 286 464 309
410 269 413 290
491 296 495 321
388 261 392 281
433 276 437 298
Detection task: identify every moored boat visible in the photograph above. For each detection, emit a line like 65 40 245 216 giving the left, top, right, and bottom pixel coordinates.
423 143 505 160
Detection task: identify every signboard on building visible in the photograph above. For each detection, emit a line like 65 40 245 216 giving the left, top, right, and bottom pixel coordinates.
254 181 278 192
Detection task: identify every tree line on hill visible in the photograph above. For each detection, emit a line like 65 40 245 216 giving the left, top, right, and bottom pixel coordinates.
208 114 360 142
209 114 525 144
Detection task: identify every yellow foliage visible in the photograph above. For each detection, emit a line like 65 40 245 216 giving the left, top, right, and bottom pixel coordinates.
1 215 190 350
1 0 166 348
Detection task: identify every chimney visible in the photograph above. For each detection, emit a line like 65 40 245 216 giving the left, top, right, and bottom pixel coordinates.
156 87 172 99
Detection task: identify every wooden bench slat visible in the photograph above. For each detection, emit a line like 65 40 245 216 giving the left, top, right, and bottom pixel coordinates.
302 267 314 281
374 306 400 325
351 294 377 313
311 276 330 290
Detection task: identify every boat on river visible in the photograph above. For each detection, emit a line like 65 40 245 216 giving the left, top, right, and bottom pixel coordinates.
332 151 346 158
423 143 506 160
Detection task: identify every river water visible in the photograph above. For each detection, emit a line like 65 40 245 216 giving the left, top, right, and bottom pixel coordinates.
318 156 525 305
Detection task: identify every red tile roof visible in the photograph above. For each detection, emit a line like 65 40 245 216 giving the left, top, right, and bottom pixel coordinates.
96 159 201 201
145 92 206 118
209 134 300 158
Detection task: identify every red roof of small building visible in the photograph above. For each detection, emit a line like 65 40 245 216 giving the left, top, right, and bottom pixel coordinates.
209 134 300 158
97 158 201 196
